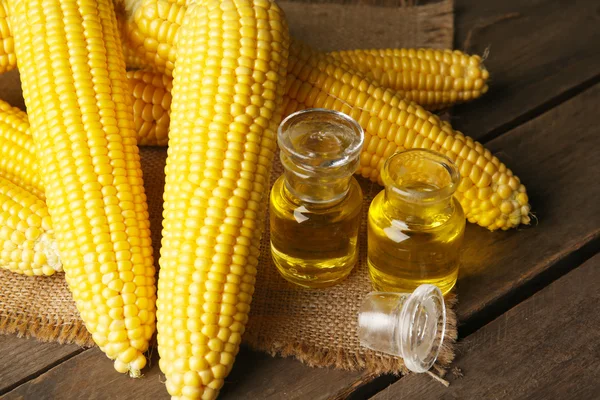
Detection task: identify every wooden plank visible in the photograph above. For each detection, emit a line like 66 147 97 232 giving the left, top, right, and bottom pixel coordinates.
454 83 600 321
372 253 600 399
1 345 363 400
0 335 80 395
452 0 600 139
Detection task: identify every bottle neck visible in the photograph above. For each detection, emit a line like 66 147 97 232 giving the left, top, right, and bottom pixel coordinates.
383 187 454 226
276 108 364 205
379 149 460 226
282 154 357 204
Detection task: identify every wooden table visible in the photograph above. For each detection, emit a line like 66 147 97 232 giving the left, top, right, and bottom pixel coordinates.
2 0 599 398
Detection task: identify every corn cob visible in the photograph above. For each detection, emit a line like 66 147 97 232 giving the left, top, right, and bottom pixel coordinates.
0 99 44 198
0 175 61 276
127 69 171 146
158 1 289 398
284 41 529 230
330 48 490 109
7 0 156 376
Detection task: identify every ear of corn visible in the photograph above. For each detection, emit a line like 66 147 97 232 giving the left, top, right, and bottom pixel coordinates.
0 175 61 276
284 41 530 231
330 48 490 110
127 69 171 146
157 0 289 397
7 0 156 376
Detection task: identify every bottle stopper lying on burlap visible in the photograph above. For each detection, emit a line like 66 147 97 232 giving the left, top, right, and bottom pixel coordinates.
358 284 446 373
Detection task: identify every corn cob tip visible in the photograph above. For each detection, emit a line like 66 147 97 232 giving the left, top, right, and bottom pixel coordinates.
114 354 147 378
458 170 531 231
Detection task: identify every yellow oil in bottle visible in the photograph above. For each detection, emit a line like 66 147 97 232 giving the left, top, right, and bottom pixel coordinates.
367 150 465 295
270 108 364 288
270 177 363 288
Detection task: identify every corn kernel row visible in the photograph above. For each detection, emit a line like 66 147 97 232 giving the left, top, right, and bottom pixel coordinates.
330 48 490 109
127 69 171 146
0 1 15 74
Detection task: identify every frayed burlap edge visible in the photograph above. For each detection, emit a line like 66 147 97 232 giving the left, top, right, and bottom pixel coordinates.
0 308 95 348
244 294 457 376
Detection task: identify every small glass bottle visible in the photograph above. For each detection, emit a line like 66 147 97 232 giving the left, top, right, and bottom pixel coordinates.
367 149 465 295
358 284 446 373
270 108 364 288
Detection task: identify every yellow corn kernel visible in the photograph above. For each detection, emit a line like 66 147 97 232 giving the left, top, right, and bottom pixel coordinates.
7 0 156 376
157 1 289 398
127 69 172 146
0 176 61 276
329 48 490 110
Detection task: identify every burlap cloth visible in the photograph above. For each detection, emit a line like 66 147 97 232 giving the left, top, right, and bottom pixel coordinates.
0 0 456 375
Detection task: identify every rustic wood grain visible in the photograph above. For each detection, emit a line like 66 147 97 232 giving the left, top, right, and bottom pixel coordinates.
0 345 365 400
454 83 600 322
452 0 600 140
0 335 80 395
371 253 600 400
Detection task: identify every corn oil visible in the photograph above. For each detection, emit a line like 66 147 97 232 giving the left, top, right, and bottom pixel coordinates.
270 109 364 288
367 149 465 295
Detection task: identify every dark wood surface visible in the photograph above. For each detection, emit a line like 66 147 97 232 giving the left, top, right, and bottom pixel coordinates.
0 336 80 395
1 0 599 399
372 253 600 399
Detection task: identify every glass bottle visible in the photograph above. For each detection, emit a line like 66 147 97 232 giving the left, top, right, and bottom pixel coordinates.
270 108 364 288
367 149 465 295
358 284 446 373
